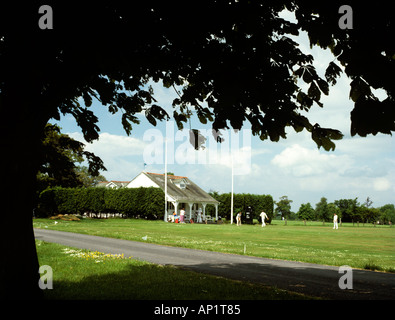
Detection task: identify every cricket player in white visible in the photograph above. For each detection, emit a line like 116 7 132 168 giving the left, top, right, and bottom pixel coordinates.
260 211 268 227
333 213 339 229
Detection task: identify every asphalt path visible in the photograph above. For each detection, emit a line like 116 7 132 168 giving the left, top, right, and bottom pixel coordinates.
34 228 395 300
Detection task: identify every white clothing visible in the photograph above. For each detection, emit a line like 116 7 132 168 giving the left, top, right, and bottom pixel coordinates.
236 213 242 226
180 209 185 223
333 214 338 229
197 208 202 223
260 211 268 227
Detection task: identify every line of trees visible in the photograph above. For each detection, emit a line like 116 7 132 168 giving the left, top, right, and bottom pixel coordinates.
275 196 394 225
39 187 394 225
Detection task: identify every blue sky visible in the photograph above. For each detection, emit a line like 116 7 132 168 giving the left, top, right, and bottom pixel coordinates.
53 30 394 212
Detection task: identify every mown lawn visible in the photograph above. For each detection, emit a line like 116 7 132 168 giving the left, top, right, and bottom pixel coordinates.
36 240 311 300
34 218 395 272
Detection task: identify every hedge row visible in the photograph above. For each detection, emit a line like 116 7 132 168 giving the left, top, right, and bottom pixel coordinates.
38 187 165 219
37 187 274 222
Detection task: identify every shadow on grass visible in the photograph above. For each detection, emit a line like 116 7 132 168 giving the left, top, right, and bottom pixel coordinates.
42 252 395 300
43 259 395 300
43 262 309 300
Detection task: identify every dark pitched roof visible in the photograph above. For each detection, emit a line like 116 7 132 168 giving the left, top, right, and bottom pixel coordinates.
144 172 219 204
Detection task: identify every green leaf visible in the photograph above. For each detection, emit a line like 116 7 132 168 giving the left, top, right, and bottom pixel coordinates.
173 111 187 130
308 81 321 102
150 104 169 121
302 65 318 83
163 77 172 89
349 77 371 102
311 124 344 151
325 62 342 85
122 113 133 134
108 104 118 114
316 78 329 95
82 92 92 107
293 67 304 78
297 91 313 109
145 112 157 126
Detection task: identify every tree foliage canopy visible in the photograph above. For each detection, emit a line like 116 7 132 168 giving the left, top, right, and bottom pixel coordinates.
1 1 393 153
275 195 293 219
37 124 106 190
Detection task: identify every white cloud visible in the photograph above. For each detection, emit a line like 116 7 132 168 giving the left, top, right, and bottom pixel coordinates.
271 144 353 178
336 134 393 158
67 132 147 180
201 145 252 175
262 139 395 210
373 178 391 191
69 132 146 157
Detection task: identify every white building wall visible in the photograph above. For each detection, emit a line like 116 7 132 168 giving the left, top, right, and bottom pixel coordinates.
126 172 158 188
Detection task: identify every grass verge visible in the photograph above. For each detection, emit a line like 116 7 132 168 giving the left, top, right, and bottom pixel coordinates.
36 240 312 300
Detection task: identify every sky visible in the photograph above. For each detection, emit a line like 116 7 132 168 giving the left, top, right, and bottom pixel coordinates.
52 27 394 213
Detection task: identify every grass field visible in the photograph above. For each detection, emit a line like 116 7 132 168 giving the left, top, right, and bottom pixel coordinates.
34 218 395 272
36 240 311 300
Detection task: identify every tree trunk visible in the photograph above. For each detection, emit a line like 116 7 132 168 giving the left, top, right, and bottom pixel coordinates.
0 107 46 298
0 33 49 298
0 128 45 299
1 195 42 299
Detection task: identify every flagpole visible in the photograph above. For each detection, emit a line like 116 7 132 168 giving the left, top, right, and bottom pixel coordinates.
164 137 168 222
231 151 234 225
